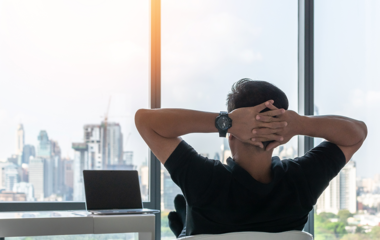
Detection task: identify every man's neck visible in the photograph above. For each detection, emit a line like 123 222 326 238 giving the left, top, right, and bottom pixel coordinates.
232 144 273 184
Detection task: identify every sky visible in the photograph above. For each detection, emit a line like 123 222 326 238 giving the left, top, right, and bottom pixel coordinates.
0 0 379 179
0 0 150 164
314 0 380 178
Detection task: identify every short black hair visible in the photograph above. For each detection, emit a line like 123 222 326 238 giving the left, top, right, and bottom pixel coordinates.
226 78 289 148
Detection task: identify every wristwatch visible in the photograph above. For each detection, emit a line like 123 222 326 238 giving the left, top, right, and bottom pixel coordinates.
215 111 232 137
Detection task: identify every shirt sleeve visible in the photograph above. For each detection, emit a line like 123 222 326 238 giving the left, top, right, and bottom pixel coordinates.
164 140 218 205
292 141 347 204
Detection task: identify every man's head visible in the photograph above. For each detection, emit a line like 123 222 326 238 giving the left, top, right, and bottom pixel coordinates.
227 78 289 149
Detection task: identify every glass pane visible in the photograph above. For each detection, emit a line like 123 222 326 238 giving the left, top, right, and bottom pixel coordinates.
161 0 298 238
0 1 150 202
315 1 380 239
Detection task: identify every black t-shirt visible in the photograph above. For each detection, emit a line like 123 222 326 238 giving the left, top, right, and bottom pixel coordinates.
164 140 346 236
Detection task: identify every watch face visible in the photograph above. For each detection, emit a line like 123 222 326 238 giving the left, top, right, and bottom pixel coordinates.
217 116 230 130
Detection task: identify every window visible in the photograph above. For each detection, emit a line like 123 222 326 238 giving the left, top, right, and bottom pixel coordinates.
315 1 380 239
161 0 298 238
3 1 356 239
0 1 150 202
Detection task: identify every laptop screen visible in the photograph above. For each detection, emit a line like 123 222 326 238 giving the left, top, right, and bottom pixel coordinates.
83 170 143 211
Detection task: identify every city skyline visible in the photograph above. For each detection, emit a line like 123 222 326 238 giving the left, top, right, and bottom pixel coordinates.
0 118 141 202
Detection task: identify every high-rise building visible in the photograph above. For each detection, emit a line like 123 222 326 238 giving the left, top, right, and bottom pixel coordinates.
28 130 62 200
36 130 51 157
316 160 357 214
44 157 55 198
123 151 133 165
51 140 63 196
72 143 87 202
72 121 124 200
22 145 35 164
359 178 377 193
317 169 340 214
28 156 44 201
102 122 123 167
84 124 102 169
140 165 149 201
7 154 18 165
20 163 28 182
3 163 20 191
16 124 25 156
37 131 54 199
340 160 357 213
0 161 9 189
73 122 124 170
357 194 380 211
62 158 74 201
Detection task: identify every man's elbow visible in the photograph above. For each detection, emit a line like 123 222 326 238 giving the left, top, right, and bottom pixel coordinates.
352 121 367 153
135 109 151 131
359 121 368 142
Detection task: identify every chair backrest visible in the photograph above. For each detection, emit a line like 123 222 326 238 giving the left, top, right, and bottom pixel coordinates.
178 231 313 240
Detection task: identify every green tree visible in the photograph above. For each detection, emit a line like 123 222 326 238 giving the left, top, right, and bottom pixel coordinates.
340 233 369 240
325 221 347 239
319 212 338 221
337 209 353 224
368 226 380 239
314 227 337 240
315 213 338 240
355 225 365 234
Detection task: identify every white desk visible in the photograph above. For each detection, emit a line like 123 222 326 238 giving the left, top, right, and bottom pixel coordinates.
0 211 155 240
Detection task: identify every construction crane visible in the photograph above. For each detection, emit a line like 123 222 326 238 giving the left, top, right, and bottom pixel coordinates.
101 97 133 168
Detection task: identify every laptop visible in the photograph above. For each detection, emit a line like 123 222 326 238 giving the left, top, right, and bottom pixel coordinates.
83 170 160 215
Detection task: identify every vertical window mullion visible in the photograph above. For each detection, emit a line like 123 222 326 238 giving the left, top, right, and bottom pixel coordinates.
298 0 314 237
150 0 161 239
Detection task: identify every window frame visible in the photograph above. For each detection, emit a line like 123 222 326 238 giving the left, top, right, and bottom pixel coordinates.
298 0 315 237
0 0 315 239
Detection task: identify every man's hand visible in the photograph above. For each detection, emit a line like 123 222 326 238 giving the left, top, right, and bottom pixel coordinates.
257 109 367 162
255 108 303 151
228 100 288 148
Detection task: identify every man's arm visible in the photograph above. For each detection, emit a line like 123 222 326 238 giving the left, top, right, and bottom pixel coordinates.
135 109 216 164
299 115 367 162
263 111 367 162
135 100 287 164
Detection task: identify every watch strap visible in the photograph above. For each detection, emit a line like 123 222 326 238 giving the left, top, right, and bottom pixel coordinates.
219 129 228 138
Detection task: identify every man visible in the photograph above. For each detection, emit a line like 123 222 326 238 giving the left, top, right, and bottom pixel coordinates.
135 79 367 237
